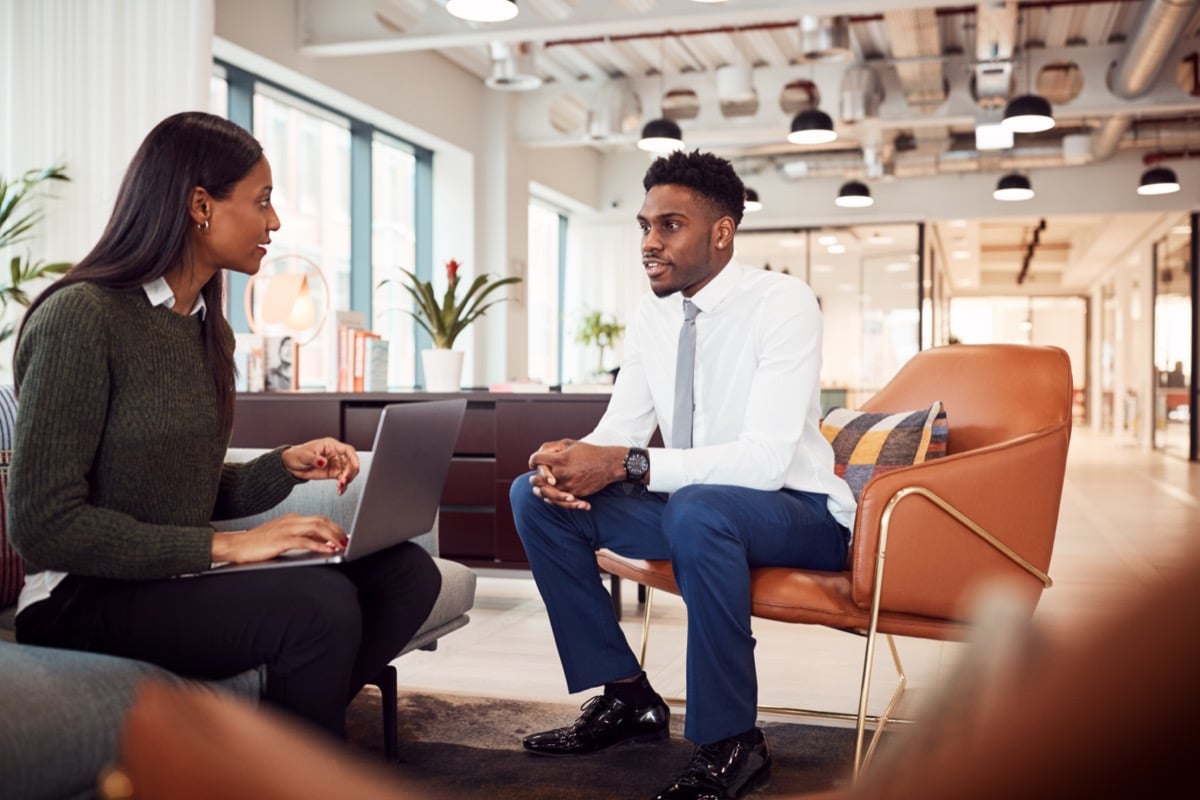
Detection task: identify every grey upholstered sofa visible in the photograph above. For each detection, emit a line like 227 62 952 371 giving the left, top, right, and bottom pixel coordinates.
0 428 477 800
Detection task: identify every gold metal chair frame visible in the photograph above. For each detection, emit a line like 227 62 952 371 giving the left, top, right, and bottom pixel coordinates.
625 484 1053 780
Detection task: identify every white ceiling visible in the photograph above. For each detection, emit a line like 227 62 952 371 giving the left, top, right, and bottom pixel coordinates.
294 0 1200 296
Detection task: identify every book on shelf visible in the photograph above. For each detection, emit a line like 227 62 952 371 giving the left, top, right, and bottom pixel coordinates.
331 313 387 393
330 310 366 392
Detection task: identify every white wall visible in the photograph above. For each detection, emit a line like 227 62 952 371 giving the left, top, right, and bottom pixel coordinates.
0 0 214 382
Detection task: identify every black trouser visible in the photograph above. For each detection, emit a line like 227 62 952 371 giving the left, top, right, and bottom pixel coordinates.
15 542 441 738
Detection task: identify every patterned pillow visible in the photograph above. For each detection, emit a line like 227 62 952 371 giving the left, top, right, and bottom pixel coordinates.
0 384 21 610
821 401 949 501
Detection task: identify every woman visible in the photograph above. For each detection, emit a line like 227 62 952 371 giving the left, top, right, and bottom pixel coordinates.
8 111 441 738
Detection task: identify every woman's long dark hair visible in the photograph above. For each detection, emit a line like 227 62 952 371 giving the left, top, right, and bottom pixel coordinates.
16 112 264 433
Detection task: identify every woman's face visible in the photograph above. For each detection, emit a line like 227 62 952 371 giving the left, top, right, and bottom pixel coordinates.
202 156 280 277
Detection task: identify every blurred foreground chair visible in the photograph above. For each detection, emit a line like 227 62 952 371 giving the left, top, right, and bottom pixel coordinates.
597 343 1074 778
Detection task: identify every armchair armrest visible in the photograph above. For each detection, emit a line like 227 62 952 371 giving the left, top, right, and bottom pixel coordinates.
849 424 1069 620
215 448 439 558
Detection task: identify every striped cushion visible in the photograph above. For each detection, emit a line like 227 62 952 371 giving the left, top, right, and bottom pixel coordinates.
820 401 948 501
0 384 21 610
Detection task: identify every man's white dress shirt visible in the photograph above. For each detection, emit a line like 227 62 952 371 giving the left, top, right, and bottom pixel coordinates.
581 259 857 532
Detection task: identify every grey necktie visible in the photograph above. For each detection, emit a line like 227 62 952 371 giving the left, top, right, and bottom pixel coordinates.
671 299 700 449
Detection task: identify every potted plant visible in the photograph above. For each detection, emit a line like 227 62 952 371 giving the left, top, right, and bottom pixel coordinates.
380 258 521 391
0 164 73 343
575 309 625 381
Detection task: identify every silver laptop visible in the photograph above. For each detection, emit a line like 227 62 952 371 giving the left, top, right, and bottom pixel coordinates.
196 398 466 575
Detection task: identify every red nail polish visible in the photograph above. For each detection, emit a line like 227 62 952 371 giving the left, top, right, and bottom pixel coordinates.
316 458 327 467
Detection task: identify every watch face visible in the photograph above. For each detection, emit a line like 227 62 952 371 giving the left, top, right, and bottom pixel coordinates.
625 449 649 480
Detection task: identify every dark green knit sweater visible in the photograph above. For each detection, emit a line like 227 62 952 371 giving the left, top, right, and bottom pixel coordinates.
9 282 300 580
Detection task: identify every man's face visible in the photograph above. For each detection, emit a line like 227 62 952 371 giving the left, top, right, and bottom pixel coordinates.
637 183 730 299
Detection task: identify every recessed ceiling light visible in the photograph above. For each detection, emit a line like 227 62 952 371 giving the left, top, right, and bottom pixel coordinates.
885 261 911 273
817 234 838 245
827 244 846 254
952 250 971 260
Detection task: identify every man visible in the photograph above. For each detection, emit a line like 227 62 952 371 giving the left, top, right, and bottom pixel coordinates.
509 150 857 800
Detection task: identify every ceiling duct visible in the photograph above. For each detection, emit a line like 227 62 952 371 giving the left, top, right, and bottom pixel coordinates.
798 16 853 63
585 80 641 141
973 0 1017 107
717 64 759 117
1109 0 1200 99
1094 0 1200 161
882 8 947 112
485 42 543 91
839 64 883 123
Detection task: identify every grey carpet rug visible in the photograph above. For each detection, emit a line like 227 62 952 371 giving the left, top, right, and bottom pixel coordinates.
346 689 879 799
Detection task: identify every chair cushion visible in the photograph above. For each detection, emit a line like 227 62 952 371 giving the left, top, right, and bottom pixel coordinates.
0 385 21 610
821 401 948 501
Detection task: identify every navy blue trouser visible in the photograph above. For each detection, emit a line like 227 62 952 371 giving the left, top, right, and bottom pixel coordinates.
510 474 850 744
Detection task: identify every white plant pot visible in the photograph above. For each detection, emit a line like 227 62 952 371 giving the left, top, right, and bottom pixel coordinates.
421 348 464 392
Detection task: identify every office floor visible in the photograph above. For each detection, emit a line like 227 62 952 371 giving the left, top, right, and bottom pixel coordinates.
390 427 1199 724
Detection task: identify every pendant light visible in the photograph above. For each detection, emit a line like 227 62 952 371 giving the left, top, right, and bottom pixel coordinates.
1137 165 1181 196
993 172 1034 201
744 188 763 213
1002 15 1054 134
787 109 837 145
1002 93 1054 133
835 180 873 208
638 118 684 154
446 0 518 23
638 36 684 154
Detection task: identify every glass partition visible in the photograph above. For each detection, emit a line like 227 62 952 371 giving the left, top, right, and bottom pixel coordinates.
733 223 924 412
1152 220 1193 458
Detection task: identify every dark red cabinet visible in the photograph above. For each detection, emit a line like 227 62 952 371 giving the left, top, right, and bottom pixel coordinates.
231 391 609 567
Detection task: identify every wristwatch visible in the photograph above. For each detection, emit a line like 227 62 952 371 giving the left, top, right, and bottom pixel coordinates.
623 447 650 482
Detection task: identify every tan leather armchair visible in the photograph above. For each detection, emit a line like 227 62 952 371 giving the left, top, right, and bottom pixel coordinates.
597 343 1074 777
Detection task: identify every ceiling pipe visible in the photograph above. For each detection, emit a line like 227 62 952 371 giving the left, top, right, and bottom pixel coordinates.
1144 150 1200 165
1093 0 1200 161
1108 0 1200 99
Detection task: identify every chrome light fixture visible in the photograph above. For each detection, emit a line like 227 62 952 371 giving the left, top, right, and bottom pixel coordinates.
637 118 684 154
744 188 763 213
787 109 837 145
1137 166 1181 196
835 180 873 208
446 0 518 23
993 172 1034 201
1001 93 1054 133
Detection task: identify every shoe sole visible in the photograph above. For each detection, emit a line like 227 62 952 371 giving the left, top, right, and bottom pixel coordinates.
523 727 670 758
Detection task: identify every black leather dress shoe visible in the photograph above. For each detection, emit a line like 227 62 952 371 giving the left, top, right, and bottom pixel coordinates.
652 728 771 800
522 694 670 756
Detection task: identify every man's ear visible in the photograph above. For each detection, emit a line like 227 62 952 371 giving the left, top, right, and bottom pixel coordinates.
713 215 736 250
189 187 212 227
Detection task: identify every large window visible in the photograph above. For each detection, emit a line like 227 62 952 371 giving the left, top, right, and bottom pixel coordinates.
213 62 431 390
372 135 419 388
527 200 565 385
253 88 351 389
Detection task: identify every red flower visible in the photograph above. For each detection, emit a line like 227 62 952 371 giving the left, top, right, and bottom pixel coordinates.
445 258 461 286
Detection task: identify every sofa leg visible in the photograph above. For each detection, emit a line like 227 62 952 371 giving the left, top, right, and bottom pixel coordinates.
368 664 399 763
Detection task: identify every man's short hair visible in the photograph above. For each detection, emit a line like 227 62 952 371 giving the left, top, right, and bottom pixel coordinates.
643 150 745 228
